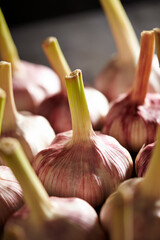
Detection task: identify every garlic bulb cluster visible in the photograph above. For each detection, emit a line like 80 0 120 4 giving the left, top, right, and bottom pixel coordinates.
0 9 61 113
102 30 160 153
95 0 160 102
33 69 133 207
0 166 23 227
37 37 109 133
0 137 106 240
100 126 160 240
0 61 55 163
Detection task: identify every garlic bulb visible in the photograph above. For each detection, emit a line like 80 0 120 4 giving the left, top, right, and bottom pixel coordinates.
102 30 160 153
37 37 109 132
135 142 155 177
94 0 160 102
33 69 133 207
0 166 23 227
0 137 106 240
0 61 55 163
0 9 61 113
100 126 160 240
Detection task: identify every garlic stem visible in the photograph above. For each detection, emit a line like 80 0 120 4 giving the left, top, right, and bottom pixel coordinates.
0 61 18 131
65 69 93 142
154 28 160 66
42 37 71 94
0 9 20 71
130 31 155 105
140 126 160 199
0 88 6 135
0 137 54 226
112 189 134 240
100 0 139 63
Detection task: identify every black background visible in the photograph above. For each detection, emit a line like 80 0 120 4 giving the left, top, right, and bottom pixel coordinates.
1 0 158 27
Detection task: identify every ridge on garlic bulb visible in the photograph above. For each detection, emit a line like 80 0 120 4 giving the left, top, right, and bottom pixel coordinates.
135 142 155 177
100 126 160 240
33 69 133 208
0 137 106 240
102 30 160 153
94 0 160 102
0 166 23 227
0 61 55 163
37 37 109 133
0 8 61 113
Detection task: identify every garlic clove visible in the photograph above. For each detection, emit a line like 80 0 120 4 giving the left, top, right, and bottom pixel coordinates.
0 61 55 163
0 166 23 227
102 30 160 153
0 137 106 240
33 69 133 207
0 9 61 113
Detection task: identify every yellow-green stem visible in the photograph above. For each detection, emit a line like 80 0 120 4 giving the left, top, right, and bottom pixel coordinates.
0 88 6 135
154 28 160 66
0 61 18 131
130 31 155 105
0 9 20 71
65 69 93 142
100 0 139 63
42 37 71 94
0 137 54 226
140 126 160 199
111 187 134 240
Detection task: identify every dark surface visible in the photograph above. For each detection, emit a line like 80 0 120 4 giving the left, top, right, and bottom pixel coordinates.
1 0 158 26
2 2 160 85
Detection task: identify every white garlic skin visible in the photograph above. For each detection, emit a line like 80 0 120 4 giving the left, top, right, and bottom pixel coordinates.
2 113 55 163
95 57 136 102
37 86 109 134
3 197 106 240
135 142 155 177
95 55 160 102
84 87 109 130
102 93 160 153
0 166 23 227
13 60 61 113
100 178 160 240
32 130 133 207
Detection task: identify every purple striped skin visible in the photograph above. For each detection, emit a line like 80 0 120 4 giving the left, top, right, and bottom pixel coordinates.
32 130 133 208
100 178 160 240
4 197 106 240
0 166 23 227
135 142 155 177
13 60 61 113
102 92 160 153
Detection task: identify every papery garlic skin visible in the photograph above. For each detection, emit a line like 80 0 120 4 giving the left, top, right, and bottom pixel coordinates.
32 130 133 207
1 113 55 163
100 178 160 240
95 57 136 102
102 93 160 152
4 197 106 240
135 142 155 177
95 55 160 103
37 87 109 133
85 87 109 130
13 60 61 113
0 166 23 227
